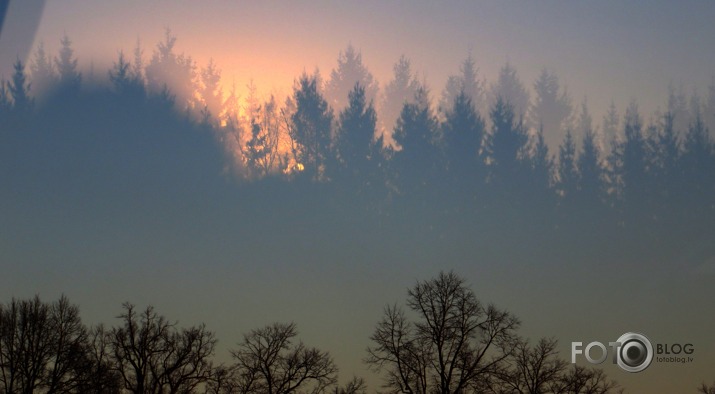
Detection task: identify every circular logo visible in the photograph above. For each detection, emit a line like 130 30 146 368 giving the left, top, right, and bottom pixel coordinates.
615 332 653 372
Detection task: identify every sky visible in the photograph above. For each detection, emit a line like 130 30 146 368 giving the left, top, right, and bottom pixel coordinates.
2 1 715 392
10 1 715 129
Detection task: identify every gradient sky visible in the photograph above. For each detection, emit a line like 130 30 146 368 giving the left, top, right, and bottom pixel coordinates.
2 2 715 392
17 1 715 127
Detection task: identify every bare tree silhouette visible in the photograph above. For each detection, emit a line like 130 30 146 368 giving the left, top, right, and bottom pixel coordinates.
333 377 366 394
0 295 90 393
490 337 567 394
487 337 621 394
229 322 338 394
366 271 520 394
84 324 121 393
108 303 216 394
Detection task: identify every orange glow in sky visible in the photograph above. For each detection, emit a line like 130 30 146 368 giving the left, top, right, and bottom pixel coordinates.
28 1 715 136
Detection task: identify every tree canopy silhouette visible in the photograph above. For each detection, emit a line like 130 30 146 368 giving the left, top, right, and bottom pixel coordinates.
289 73 334 180
440 53 486 119
529 68 572 148
108 303 216 394
335 82 386 198
490 63 529 122
2 30 715 283
380 55 422 143
8 59 33 114
0 296 94 393
391 87 440 198
229 322 338 394
55 34 81 95
366 271 520 394
325 44 378 114
145 29 196 112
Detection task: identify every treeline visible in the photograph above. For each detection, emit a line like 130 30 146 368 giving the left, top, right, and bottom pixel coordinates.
0 272 631 393
1 32 714 261
0 294 343 393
